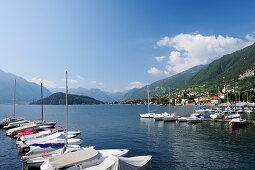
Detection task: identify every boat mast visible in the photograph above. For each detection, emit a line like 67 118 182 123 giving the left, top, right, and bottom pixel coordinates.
41 83 43 122
62 71 68 154
247 92 249 107
234 84 236 113
168 88 170 114
14 79 16 118
147 86 150 113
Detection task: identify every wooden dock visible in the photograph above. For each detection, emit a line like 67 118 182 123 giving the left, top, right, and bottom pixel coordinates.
202 118 255 124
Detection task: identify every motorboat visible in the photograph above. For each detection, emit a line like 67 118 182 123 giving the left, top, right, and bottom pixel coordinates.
187 116 202 123
163 114 176 122
210 110 224 119
84 155 152 170
177 117 188 122
191 113 202 118
40 148 129 170
154 112 168 121
230 118 248 127
223 107 235 114
225 113 240 119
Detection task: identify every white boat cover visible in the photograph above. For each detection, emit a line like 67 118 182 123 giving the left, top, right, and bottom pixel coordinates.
40 148 100 170
6 124 38 136
85 155 152 170
25 132 64 146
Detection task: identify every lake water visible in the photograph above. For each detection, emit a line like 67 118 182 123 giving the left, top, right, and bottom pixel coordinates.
0 104 255 169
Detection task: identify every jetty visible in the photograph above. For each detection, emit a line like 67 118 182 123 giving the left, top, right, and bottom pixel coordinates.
202 118 255 124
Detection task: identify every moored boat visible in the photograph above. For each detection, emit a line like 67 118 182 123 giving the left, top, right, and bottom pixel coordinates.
230 118 248 127
187 116 202 123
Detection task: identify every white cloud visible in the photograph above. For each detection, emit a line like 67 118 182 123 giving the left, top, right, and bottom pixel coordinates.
154 56 166 62
30 78 57 88
126 81 146 90
156 33 255 73
76 75 84 80
90 80 103 86
147 67 163 75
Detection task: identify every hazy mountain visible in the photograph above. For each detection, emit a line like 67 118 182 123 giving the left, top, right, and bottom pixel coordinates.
0 69 51 104
31 92 103 105
49 87 116 102
183 43 255 89
122 65 205 101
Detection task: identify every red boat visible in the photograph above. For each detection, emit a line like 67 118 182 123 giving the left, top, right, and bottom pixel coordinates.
230 118 248 127
14 128 39 138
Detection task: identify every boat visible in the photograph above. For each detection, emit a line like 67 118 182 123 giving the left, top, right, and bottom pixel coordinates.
210 110 224 119
163 114 176 122
0 80 24 128
195 107 214 114
178 117 188 122
154 112 168 121
6 124 38 136
244 107 253 113
140 86 155 118
40 148 129 170
3 120 29 129
230 118 248 127
225 113 240 119
191 113 202 118
84 155 152 170
21 146 96 169
187 116 202 123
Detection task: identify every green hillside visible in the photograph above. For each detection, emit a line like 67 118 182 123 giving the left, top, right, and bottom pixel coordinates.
122 65 205 100
30 92 104 105
183 43 255 90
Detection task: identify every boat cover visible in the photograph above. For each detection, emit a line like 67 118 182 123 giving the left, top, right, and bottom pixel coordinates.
6 124 37 136
40 148 100 170
85 155 152 170
25 132 64 146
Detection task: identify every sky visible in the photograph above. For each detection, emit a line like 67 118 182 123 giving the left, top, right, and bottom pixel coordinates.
0 0 255 92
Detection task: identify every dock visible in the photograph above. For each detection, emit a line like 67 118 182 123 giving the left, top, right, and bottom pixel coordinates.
202 118 255 124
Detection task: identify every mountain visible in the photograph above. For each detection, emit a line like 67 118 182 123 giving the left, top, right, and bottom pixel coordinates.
30 92 103 105
184 43 255 89
0 69 51 104
49 88 116 102
122 65 205 100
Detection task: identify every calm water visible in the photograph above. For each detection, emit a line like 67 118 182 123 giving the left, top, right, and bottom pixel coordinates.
0 104 255 170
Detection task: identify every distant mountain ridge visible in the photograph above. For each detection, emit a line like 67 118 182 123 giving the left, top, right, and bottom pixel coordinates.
122 65 205 100
30 92 103 105
0 69 51 104
49 87 117 102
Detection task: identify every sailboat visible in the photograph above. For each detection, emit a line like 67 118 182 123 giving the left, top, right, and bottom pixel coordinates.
244 92 253 113
40 72 130 170
164 88 177 122
0 80 24 128
140 86 155 118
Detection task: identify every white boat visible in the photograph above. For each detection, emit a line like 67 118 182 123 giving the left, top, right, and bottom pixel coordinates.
163 114 176 122
140 86 155 118
6 124 38 136
140 113 156 118
225 113 240 119
195 107 214 114
210 110 224 119
244 107 253 113
21 145 88 169
187 116 202 123
84 155 152 170
40 148 129 170
178 117 188 122
154 112 168 121
3 120 29 129
191 113 202 117
230 118 248 126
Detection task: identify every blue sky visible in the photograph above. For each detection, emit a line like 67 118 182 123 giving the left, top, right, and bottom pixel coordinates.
0 0 255 92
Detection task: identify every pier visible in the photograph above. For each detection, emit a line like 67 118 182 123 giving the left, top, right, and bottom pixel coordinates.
202 118 255 124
